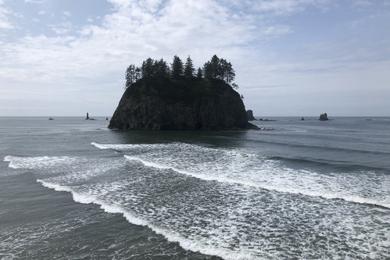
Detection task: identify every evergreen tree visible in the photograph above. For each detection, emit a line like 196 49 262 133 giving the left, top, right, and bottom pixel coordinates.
196 67 203 79
203 61 213 79
184 56 195 78
226 62 235 83
155 59 170 78
203 55 235 83
141 58 155 78
219 59 235 83
125 64 137 88
171 56 184 79
210 55 220 79
135 67 142 81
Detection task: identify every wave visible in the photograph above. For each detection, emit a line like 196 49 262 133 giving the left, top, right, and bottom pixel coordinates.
91 142 221 153
37 179 256 260
241 138 390 156
4 155 75 169
268 156 390 172
90 142 175 151
124 155 390 209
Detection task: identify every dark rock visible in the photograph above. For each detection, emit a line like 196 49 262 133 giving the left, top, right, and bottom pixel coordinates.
85 112 96 120
301 117 305 121
246 110 256 121
109 78 258 130
319 113 329 121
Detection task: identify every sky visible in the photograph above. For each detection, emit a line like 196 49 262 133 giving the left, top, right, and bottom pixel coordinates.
0 0 389 116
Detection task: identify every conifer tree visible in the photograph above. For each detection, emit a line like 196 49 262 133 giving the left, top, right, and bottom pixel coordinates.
155 59 170 78
196 67 203 79
135 67 142 81
125 64 137 88
171 56 184 79
203 61 213 79
141 58 155 78
184 56 195 78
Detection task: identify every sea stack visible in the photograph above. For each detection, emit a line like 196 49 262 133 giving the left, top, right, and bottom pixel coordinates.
246 110 256 121
109 78 257 130
319 113 329 121
109 55 258 131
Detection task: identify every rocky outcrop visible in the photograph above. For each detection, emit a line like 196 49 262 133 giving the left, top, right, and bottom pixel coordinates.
246 110 256 121
109 78 258 130
319 113 329 121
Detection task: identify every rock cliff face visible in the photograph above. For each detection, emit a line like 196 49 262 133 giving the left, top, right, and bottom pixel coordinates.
319 113 329 121
109 78 257 130
246 110 256 121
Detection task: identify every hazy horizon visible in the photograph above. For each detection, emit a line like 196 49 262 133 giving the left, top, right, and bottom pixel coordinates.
1 0 389 117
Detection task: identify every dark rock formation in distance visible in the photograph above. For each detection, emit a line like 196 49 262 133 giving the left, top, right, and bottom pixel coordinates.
319 113 329 121
246 110 256 121
109 78 258 130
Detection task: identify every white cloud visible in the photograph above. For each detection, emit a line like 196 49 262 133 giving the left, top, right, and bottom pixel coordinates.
262 25 292 36
0 0 261 84
0 0 13 29
230 0 330 15
24 0 45 4
49 21 73 35
0 0 389 116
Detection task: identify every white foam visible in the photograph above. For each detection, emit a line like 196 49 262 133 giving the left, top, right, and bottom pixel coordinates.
37 179 256 260
91 142 147 150
4 155 75 169
124 155 390 209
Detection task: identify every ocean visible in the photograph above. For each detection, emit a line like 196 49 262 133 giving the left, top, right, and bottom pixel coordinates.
0 117 389 259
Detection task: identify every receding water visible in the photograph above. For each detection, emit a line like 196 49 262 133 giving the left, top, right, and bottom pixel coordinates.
1 117 389 259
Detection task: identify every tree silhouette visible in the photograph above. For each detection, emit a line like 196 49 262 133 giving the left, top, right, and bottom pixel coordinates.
184 56 195 78
141 58 155 78
203 55 235 83
155 59 170 78
171 56 184 79
196 67 203 79
125 55 237 89
125 64 137 88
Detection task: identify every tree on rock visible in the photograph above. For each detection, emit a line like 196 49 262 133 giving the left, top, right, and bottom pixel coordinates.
124 55 237 89
202 55 235 83
171 56 184 79
125 64 141 88
196 67 203 79
184 56 195 79
155 59 170 78
220 59 235 83
141 58 155 78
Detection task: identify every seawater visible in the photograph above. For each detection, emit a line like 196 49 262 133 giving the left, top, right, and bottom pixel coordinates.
1 117 389 259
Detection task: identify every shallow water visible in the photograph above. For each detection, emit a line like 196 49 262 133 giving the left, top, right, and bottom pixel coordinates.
1 117 389 259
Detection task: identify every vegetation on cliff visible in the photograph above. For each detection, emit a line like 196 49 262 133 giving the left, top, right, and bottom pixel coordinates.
125 55 237 88
109 55 256 130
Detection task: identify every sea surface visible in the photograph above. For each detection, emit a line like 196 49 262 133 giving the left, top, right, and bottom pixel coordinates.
0 117 389 259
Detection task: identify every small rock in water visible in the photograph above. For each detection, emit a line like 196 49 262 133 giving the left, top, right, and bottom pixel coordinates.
319 113 329 121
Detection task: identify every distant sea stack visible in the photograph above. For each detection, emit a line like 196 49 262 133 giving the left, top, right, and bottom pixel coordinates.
109 55 258 130
246 110 256 121
319 113 329 121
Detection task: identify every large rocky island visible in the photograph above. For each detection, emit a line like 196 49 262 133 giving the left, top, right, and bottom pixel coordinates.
109 55 257 130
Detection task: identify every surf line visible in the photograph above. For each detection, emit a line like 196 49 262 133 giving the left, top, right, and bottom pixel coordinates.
36 179 255 260
123 155 390 209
